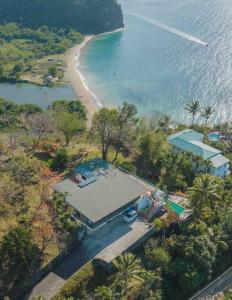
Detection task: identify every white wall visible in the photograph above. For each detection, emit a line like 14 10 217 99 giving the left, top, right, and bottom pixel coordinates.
137 196 152 211
211 164 230 178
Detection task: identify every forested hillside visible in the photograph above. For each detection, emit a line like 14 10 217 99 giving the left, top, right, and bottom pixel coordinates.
0 0 124 34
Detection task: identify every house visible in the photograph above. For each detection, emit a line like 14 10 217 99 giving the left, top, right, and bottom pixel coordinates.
53 159 162 235
168 129 230 178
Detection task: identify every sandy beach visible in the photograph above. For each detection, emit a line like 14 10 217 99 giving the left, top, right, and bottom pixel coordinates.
65 36 101 124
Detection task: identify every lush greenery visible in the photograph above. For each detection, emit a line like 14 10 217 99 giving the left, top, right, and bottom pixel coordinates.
0 98 87 298
0 23 83 84
0 97 232 299
0 0 124 34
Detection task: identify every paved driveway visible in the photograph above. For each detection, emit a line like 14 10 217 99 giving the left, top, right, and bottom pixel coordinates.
26 216 150 300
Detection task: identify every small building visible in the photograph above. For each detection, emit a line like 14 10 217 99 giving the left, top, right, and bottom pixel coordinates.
53 159 161 234
168 129 230 178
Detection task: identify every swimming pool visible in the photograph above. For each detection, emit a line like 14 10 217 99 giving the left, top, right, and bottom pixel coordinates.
165 199 185 215
208 132 221 142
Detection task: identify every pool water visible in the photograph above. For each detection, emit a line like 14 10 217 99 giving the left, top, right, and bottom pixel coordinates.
208 132 221 142
165 199 185 215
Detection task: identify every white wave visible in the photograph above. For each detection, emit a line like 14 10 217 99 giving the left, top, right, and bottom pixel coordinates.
127 12 208 47
74 38 103 109
98 27 125 37
74 28 125 110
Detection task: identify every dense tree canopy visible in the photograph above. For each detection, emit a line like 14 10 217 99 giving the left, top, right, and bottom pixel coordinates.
0 227 40 295
0 0 124 34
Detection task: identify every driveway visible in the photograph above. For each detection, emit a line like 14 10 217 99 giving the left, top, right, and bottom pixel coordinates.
25 216 150 300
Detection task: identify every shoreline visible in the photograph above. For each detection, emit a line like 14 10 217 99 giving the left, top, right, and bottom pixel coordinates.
65 35 101 124
65 27 125 124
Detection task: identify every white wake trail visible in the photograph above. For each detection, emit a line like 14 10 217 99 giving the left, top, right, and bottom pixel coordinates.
128 12 208 47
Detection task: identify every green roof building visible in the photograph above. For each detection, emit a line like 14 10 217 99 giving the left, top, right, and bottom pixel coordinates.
168 129 230 178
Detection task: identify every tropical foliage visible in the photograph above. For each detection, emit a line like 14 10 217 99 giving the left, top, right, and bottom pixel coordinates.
0 96 231 299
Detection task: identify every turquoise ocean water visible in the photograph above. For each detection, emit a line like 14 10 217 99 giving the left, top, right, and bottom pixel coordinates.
79 0 232 123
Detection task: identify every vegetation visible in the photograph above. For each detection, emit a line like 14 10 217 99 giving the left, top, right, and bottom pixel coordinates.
0 96 231 299
0 23 83 85
0 97 87 298
0 0 124 34
185 100 201 125
91 103 137 161
0 227 40 295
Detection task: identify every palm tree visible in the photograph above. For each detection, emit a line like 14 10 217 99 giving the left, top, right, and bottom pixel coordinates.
139 270 162 299
188 174 221 213
158 115 173 133
201 105 214 126
185 100 201 125
111 252 144 297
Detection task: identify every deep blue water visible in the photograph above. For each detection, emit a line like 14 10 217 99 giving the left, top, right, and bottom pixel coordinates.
80 0 232 123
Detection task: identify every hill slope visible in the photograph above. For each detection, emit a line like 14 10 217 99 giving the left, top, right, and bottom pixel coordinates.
0 0 124 34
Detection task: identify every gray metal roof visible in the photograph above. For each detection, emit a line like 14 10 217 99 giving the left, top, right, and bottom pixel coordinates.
53 179 79 194
65 169 148 223
210 154 230 168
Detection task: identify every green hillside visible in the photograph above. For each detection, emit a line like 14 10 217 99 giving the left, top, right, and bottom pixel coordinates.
0 0 124 34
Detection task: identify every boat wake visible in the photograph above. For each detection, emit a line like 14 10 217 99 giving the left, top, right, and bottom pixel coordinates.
127 12 208 47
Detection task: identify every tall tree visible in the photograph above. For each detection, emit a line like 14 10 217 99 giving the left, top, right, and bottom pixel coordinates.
91 107 119 160
185 100 201 125
138 130 170 178
0 227 40 296
4 155 41 190
188 174 221 215
157 114 173 133
111 253 144 297
145 245 171 271
26 112 55 155
56 111 85 146
111 102 138 162
201 105 214 126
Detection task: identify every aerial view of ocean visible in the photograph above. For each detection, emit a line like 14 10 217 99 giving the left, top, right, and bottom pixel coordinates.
79 0 232 123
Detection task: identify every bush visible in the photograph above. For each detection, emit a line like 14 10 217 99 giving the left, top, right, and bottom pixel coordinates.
52 263 94 300
119 161 136 173
52 262 110 300
50 148 69 171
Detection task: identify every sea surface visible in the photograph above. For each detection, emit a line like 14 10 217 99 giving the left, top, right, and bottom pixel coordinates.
79 0 232 123
0 83 76 108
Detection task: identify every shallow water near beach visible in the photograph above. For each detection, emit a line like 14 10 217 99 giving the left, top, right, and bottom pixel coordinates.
79 0 232 123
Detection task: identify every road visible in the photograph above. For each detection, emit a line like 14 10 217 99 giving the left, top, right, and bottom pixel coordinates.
189 266 232 299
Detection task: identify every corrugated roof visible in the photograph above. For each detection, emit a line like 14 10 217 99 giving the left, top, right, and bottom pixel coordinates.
54 179 79 194
190 140 221 159
168 130 230 168
168 129 203 142
168 130 222 159
210 154 230 168
66 169 148 224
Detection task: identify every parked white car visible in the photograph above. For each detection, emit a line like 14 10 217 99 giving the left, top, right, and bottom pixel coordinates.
123 210 137 223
